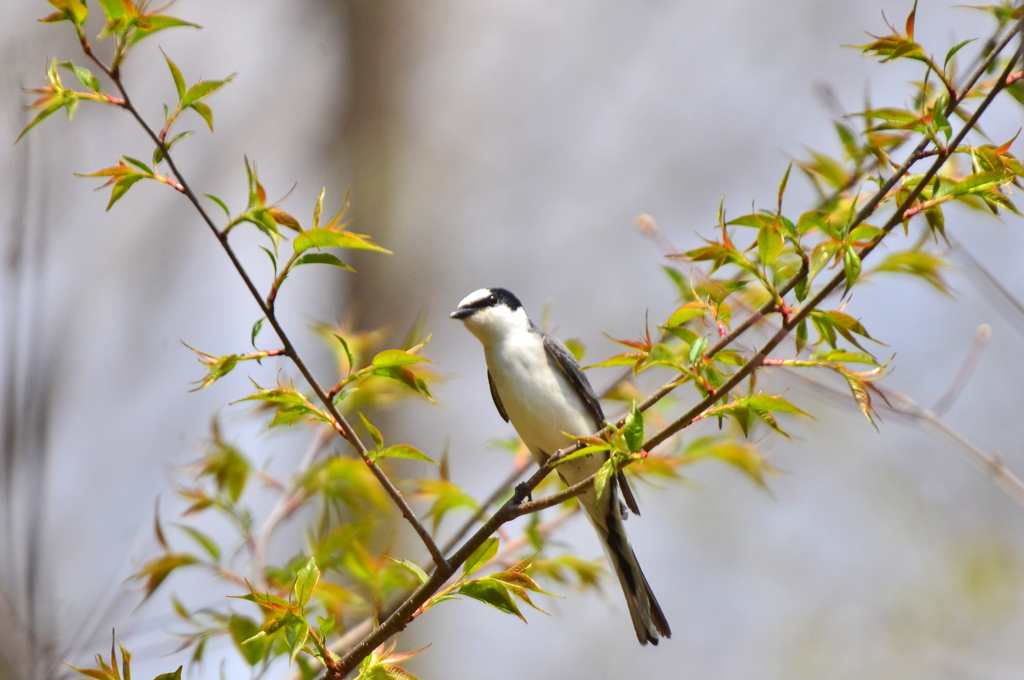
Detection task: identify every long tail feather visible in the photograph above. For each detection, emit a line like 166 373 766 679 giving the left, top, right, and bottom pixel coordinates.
590 478 671 645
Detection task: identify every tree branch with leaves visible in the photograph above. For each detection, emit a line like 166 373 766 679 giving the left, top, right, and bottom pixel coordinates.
21 0 1024 678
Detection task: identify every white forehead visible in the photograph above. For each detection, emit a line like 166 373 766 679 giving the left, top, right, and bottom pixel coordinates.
457 288 492 308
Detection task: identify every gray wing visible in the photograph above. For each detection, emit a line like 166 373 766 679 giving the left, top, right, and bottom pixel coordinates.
488 370 509 423
542 333 641 517
541 334 604 428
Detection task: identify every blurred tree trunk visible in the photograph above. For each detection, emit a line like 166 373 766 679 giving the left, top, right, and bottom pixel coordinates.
341 0 422 332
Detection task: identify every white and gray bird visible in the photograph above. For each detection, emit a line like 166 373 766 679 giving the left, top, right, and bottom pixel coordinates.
451 287 671 645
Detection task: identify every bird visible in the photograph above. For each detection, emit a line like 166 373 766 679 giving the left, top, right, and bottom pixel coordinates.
450 287 671 645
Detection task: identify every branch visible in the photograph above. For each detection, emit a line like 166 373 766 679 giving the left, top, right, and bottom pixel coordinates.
329 17 1024 674
644 17 1024 452
285 506 582 680
78 41 450 576
65 10 1024 675
895 398 1024 509
780 364 1024 511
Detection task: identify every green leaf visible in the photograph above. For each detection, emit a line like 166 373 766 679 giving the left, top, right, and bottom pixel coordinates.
953 170 1014 196
417 479 479 532
204 193 231 218
152 668 182 680
945 38 977 68
372 365 435 402
294 557 320 609
293 252 355 271
856 107 920 125
97 0 128 20
175 525 220 562
742 395 810 416
726 213 775 228
874 250 950 293
563 338 586 361
128 14 201 46
490 572 556 613
312 188 325 230
458 579 525 622
189 101 214 131
623 401 644 453
372 349 431 369
57 61 101 92
593 459 616 501
236 384 327 427
795 318 808 355
664 302 706 328
122 156 153 174
134 553 198 600
808 348 878 365
685 437 774 489
777 161 793 211
758 223 784 266
464 537 499 575
376 445 437 464
835 122 859 159
283 614 309 665
842 245 861 292
229 590 292 612
181 76 234 108
554 444 611 465
15 100 65 143
250 317 264 347
293 228 392 255
118 642 132 680
806 151 849 188
45 0 88 26
316 615 336 638
201 431 250 503
106 175 145 211
333 334 355 377
384 556 429 585
162 50 186 100
688 335 709 365
357 412 385 450
229 615 267 666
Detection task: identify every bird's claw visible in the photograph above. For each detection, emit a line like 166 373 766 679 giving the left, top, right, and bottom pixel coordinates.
512 482 533 505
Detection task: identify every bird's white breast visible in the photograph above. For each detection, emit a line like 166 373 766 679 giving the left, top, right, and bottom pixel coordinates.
484 331 601 473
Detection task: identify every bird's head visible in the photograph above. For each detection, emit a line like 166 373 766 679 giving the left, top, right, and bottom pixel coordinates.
450 287 530 344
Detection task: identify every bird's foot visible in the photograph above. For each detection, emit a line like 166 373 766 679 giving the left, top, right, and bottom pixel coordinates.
512 482 533 505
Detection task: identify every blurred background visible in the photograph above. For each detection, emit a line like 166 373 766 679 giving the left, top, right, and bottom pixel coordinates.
2 0 1024 678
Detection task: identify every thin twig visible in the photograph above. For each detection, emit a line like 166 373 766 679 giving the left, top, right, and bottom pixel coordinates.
930 323 992 416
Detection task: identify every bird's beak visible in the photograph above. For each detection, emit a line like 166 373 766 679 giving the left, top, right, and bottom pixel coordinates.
449 308 475 320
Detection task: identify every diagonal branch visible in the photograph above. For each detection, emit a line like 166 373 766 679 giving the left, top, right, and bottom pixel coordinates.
77 43 450 576
329 17 1024 674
